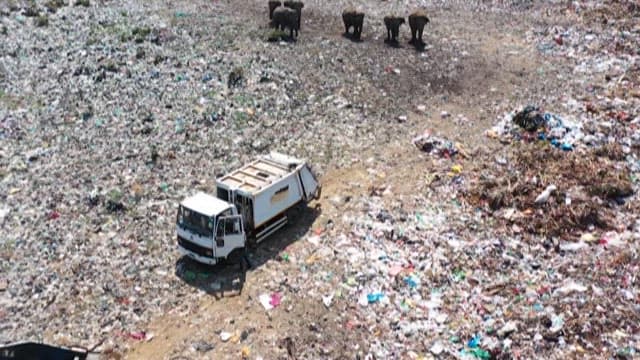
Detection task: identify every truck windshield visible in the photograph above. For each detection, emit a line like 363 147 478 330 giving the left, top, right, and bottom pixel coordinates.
177 206 213 237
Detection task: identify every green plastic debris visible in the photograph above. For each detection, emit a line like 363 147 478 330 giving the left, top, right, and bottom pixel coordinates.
184 271 196 281
469 348 490 360
197 272 209 280
175 118 185 133
400 299 410 311
345 277 357 287
453 269 466 282
616 347 636 357
281 253 289 262
160 183 169 192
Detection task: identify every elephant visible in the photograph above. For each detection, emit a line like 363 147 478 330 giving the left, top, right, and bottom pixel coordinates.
342 8 365 40
272 7 300 39
268 0 281 20
408 10 429 45
383 16 405 43
283 0 304 31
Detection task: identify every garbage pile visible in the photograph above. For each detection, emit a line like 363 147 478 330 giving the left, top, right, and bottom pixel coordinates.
464 143 635 239
412 131 463 159
525 1 640 157
287 188 640 359
486 105 584 151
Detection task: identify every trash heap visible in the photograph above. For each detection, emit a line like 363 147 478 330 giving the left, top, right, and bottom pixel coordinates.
486 105 584 152
412 131 463 159
285 188 640 359
464 142 636 240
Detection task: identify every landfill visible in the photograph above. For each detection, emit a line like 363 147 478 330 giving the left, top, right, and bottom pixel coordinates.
1 0 640 359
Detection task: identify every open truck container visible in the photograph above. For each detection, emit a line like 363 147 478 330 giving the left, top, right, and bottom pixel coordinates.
177 152 320 265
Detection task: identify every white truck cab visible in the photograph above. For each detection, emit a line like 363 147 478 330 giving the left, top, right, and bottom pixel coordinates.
176 153 320 265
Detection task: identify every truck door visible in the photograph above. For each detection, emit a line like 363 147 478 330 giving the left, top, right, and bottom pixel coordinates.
215 215 245 258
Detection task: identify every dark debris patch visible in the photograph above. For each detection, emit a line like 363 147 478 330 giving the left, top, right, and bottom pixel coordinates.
464 143 635 239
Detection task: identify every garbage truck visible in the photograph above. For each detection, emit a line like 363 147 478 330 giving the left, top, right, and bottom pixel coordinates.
176 152 321 265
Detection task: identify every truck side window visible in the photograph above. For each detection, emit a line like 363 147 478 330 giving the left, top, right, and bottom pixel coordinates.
224 217 241 235
217 188 229 201
216 221 225 238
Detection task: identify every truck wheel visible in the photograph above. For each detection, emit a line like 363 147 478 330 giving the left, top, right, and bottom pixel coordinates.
246 235 258 249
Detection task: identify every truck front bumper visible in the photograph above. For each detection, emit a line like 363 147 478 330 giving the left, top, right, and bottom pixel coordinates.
178 246 218 266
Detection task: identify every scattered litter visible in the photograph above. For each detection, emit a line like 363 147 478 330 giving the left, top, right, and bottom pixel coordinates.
554 281 588 296
412 132 460 158
259 294 274 310
322 293 333 308
128 332 147 341
430 341 444 355
220 332 232 342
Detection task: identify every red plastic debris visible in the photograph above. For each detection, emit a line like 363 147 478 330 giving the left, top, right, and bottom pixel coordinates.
48 211 60 220
537 285 551 296
269 292 282 307
117 297 131 305
615 111 630 122
622 274 630 288
129 331 146 341
554 35 563 45
345 320 356 330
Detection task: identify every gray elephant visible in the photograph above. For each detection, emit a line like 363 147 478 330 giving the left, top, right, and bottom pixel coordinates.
408 10 429 45
268 0 281 20
383 16 405 43
283 1 304 31
272 7 300 39
342 8 364 41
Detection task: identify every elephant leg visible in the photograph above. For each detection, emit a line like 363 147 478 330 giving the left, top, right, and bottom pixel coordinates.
386 28 390 41
344 24 349 34
418 27 424 44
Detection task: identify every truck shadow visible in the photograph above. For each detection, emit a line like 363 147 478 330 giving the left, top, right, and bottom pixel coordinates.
174 203 321 299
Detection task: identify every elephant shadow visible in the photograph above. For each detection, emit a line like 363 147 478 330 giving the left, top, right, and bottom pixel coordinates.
409 40 427 52
384 38 402 48
341 33 363 43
